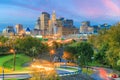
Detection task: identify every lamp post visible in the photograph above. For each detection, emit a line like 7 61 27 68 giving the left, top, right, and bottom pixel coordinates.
50 50 55 62
78 56 80 66
91 56 94 64
0 42 2 46
10 49 16 71
2 67 4 80
32 47 36 61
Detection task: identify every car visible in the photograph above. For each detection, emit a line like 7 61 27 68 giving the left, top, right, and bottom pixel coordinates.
108 73 119 79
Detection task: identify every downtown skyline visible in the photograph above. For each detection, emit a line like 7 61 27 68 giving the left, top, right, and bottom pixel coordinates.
0 0 120 28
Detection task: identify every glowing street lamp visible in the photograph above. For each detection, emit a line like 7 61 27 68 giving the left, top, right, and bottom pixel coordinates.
10 49 16 71
50 50 55 62
0 42 2 46
50 50 55 55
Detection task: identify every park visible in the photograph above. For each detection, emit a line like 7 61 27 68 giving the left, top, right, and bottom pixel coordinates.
0 24 120 80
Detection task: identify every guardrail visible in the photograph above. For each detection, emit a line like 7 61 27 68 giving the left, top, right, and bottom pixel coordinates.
58 66 82 76
59 70 81 76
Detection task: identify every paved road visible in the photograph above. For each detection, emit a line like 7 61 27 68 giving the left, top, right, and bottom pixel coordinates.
91 67 117 80
0 66 80 79
0 74 31 79
0 70 77 79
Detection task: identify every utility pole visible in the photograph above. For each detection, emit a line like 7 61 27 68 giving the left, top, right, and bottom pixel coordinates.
2 67 4 80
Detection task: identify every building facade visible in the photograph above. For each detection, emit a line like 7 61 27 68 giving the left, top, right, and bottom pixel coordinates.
40 12 50 35
80 21 94 34
3 26 15 36
34 11 79 38
15 24 23 34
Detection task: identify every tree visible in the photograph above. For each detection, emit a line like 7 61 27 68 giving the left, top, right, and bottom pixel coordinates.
15 36 48 57
0 36 8 43
64 42 78 61
117 60 120 66
76 42 94 67
88 23 120 69
94 43 108 64
0 36 9 54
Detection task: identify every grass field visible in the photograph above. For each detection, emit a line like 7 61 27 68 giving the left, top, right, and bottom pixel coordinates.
0 54 32 73
82 68 93 75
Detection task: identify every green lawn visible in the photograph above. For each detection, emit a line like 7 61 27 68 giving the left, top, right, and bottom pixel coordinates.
82 68 93 75
0 54 13 66
0 54 32 71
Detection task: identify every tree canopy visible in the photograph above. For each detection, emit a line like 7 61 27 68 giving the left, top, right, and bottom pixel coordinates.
64 41 94 66
88 24 120 69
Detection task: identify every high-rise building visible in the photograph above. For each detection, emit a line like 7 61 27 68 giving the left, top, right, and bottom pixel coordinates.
52 11 56 22
3 26 15 36
6 26 15 33
80 21 93 34
81 21 90 26
34 11 79 37
35 17 41 30
56 18 79 37
15 24 23 34
56 18 64 27
63 19 73 27
49 11 57 35
52 11 57 35
40 12 50 35
48 19 53 34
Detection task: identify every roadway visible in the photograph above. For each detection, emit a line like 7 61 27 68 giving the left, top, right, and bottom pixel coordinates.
0 66 81 79
91 67 119 80
0 73 31 79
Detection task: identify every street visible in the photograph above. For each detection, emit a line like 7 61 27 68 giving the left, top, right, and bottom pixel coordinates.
0 73 31 79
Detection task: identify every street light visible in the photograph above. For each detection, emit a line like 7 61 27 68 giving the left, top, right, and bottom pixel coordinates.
0 42 2 46
78 56 80 65
50 50 55 62
32 47 36 61
2 67 4 80
10 49 16 71
91 56 94 64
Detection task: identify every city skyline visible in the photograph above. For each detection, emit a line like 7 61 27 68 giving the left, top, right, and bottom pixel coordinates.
0 0 120 28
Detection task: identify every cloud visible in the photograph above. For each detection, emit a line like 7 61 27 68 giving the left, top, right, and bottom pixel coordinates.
70 0 106 18
102 0 120 16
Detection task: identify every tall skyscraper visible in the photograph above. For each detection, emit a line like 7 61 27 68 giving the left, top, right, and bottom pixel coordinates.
52 11 57 35
52 11 56 22
15 24 23 34
34 11 79 37
40 12 50 35
49 11 57 35
48 19 53 34
35 17 41 30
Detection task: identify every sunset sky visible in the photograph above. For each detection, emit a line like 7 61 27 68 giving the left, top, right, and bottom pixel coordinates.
0 0 120 28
